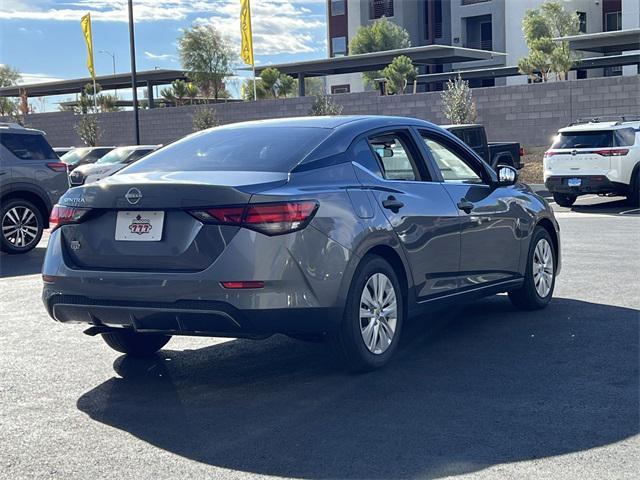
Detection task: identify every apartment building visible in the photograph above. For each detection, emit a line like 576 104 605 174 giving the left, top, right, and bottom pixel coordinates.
326 0 635 93
326 0 453 93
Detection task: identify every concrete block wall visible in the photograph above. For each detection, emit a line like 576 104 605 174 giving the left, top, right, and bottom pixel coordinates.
13 75 640 149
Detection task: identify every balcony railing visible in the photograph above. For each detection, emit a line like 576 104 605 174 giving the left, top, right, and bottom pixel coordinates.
465 40 493 51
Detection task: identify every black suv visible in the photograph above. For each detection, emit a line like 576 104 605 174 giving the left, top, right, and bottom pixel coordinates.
0 123 69 253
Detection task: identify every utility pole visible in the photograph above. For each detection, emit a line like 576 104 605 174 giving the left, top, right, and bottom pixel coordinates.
127 0 140 145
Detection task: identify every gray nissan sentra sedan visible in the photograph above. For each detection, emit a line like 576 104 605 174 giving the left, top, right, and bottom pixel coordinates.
42 116 560 371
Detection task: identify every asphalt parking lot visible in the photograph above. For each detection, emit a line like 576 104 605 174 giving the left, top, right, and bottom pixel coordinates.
1 195 638 480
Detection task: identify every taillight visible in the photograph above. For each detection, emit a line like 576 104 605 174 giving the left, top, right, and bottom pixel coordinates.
189 201 318 236
593 148 629 157
49 205 90 232
519 147 526 157
46 162 68 173
221 281 264 289
544 151 556 158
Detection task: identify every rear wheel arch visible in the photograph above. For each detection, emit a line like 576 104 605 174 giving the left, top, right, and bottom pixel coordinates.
359 245 411 316
1 189 51 228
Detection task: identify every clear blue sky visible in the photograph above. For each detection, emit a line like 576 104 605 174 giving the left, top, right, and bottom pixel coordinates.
0 0 328 108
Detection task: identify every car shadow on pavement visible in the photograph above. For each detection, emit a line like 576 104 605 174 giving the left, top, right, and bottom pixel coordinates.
569 198 639 216
77 296 639 479
0 245 46 278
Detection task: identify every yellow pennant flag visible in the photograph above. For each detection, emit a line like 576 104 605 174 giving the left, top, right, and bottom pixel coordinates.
240 0 254 66
80 13 96 79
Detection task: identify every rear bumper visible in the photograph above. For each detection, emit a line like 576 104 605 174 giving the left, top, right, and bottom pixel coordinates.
44 293 340 337
545 175 625 195
41 224 354 337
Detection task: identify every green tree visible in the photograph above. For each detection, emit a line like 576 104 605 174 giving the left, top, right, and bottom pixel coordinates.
97 93 121 112
382 55 418 95
178 25 235 100
192 107 219 131
260 67 281 98
241 78 268 100
309 95 343 116
170 79 189 106
441 75 477 124
160 86 176 106
279 74 296 98
0 65 21 87
74 115 101 146
518 0 581 81
185 82 199 104
349 17 411 87
0 65 21 120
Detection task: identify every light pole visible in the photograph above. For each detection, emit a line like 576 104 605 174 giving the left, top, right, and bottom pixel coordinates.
127 0 140 145
99 50 116 76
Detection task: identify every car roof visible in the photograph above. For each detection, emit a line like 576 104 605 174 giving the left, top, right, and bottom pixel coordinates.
0 122 46 135
440 124 482 129
560 121 640 132
215 115 437 130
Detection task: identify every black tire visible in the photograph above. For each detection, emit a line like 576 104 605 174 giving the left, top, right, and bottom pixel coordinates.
509 227 556 311
101 330 171 357
0 199 44 254
552 192 577 208
331 255 404 372
627 169 639 207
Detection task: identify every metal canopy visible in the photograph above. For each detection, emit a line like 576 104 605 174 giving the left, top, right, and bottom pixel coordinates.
383 53 640 86
555 29 640 53
254 45 505 77
0 69 188 98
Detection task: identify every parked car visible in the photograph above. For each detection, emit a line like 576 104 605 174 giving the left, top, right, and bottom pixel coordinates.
53 147 75 157
544 117 640 207
69 145 160 186
0 122 69 254
43 116 560 371
443 124 524 170
60 146 114 172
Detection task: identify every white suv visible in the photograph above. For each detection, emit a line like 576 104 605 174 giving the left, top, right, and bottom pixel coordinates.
544 118 640 207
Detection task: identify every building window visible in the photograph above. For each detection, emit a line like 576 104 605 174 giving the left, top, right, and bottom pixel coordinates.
331 84 351 94
369 0 394 20
461 0 490 5
331 0 345 16
605 11 622 31
331 36 347 57
425 0 444 40
464 15 492 50
577 12 587 33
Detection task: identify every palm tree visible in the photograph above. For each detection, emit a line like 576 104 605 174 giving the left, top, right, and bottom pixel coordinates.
185 82 199 105
171 80 188 106
160 87 177 106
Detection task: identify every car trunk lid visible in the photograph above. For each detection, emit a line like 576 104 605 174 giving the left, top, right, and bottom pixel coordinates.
58 170 288 271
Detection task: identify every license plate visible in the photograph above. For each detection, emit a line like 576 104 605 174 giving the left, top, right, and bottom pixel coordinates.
115 211 164 241
567 178 582 187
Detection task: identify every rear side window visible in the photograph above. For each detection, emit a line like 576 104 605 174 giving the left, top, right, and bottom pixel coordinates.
0 133 56 160
125 127 331 173
552 131 613 149
367 132 421 181
614 128 636 147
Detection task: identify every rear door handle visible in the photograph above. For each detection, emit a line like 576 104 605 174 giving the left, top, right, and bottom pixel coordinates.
382 196 404 213
457 198 474 214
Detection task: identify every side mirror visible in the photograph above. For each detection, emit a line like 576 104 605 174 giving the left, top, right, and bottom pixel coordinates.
495 165 518 186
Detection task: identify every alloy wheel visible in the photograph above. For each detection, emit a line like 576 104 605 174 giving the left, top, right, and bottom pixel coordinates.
533 238 554 298
2 205 40 248
359 272 398 354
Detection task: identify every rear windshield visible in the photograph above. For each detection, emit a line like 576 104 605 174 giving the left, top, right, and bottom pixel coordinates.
0 132 56 160
123 127 331 173
552 129 637 149
61 147 112 165
97 148 136 164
